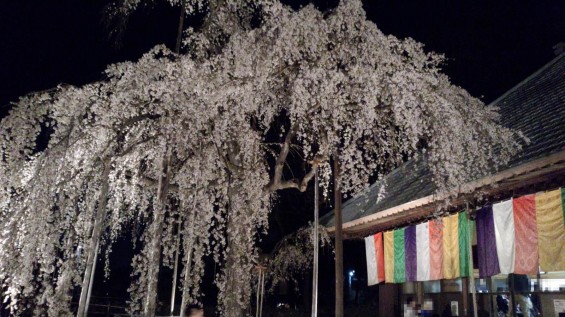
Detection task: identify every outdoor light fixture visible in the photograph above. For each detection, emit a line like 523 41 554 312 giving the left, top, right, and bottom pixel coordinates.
348 270 355 288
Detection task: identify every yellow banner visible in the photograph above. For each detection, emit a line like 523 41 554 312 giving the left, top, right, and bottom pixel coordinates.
443 214 460 279
535 189 565 272
384 231 395 283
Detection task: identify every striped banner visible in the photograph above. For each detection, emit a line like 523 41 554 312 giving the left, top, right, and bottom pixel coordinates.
363 187 565 284
442 213 471 279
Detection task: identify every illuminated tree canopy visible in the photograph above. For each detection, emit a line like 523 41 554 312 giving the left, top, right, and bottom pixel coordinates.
0 0 522 316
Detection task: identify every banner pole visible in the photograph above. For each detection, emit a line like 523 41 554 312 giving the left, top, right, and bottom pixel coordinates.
311 167 319 317
466 202 478 317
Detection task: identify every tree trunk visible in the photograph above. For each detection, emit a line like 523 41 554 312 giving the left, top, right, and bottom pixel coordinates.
77 160 111 317
221 167 250 317
179 212 196 315
175 0 186 54
144 154 171 317
169 220 181 316
333 153 344 317
222 214 247 317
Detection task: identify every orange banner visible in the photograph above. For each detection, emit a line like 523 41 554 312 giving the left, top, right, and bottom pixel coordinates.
429 219 444 280
513 195 539 274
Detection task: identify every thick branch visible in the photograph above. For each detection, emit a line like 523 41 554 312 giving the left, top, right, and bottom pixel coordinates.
265 124 298 191
266 154 326 193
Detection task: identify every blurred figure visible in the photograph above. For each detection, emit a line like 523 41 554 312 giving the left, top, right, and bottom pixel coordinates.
509 274 532 317
404 297 417 317
496 293 509 317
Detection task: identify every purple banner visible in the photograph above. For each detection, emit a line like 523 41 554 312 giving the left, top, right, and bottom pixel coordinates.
476 206 501 278
405 225 417 282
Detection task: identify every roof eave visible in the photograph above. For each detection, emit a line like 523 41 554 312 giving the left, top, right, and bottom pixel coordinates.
325 149 565 238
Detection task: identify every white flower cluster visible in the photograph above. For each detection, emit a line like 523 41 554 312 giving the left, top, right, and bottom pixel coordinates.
0 0 522 316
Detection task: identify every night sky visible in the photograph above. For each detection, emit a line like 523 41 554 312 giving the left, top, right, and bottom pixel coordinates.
1 1 564 109
0 0 564 312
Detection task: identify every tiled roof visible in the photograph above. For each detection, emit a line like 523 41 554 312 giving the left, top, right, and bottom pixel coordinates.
321 53 565 227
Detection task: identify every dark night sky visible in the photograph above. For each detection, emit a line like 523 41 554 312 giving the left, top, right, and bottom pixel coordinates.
1 1 564 109
0 0 563 308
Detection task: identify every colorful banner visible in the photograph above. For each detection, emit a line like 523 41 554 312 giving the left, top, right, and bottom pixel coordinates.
363 187 565 285
405 226 417 282
476 206 500 278
375 233 385 283
364 232 385 285
416 222 430 281
535 189 565 272
443 214 460 279
384 230 394 283
429 219 444 280
458 212 471 278
393 228 406 283
513 195 538 274
493 199 515 274
365 235 378 285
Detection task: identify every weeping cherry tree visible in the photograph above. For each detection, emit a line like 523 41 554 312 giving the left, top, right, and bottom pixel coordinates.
0 0 523 316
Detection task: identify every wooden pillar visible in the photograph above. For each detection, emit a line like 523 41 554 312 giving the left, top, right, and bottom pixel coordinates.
466 207 478 317
379 284 399 317
416 282 424 307
462 278 469 317
333 153 344 317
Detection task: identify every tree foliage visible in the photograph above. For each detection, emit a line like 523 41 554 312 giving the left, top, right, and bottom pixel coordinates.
0 0 522 315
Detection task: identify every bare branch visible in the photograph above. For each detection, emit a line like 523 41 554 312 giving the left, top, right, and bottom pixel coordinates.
267 154 326 193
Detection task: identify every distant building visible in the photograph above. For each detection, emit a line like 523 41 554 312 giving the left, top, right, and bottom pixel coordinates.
322 51 565 316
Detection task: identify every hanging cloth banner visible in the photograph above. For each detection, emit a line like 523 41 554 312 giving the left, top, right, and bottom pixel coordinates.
375 233 385 283
429 219 444 281
384 231 395 283
441 213 472 279
416 222 430 281
458 213 472 278
364 187 565 284
535 189 565 272
404 226 417 282
493 199 516 274
476 205 501 278
393 228 406 283
443 214 460 279
364 233 385 285
513 194 539 275
365 235 378 286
